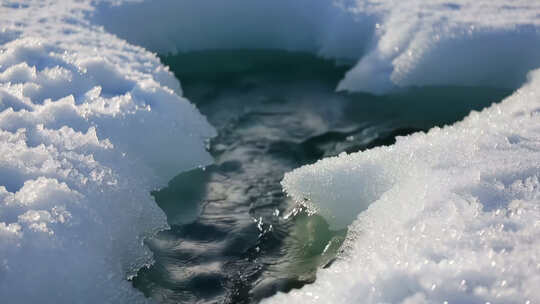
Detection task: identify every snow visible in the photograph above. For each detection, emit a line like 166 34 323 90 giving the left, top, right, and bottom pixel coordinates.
1 0 540 303
93 0 540 94
266 72 540 303
91 0 372 60
338 1 540 93
0 1 214 302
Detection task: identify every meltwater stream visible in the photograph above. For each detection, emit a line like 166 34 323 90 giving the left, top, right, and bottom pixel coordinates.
132 50 511 303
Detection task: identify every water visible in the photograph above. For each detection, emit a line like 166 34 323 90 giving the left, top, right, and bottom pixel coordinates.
132 50 511 303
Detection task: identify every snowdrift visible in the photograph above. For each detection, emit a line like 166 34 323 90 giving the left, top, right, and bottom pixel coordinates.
0 1 214 302
94 0 540 94
267 70 540 304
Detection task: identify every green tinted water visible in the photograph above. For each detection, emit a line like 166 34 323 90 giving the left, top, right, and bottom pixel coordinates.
133 50 511 303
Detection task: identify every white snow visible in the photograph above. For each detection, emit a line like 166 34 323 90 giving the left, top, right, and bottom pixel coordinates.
0 1 214 302
91 0 372 61
1 0 540 303
93 0 540 94
266 71 540 303
338 0 540 93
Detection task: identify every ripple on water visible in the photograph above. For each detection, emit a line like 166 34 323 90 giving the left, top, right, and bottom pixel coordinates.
132 50 512 303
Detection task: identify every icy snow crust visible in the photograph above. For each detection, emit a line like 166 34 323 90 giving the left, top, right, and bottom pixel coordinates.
0 0 214 302
1 0 540 303
267 71 540 303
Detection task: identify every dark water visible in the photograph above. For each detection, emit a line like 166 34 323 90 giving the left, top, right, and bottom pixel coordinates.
132 50 511 303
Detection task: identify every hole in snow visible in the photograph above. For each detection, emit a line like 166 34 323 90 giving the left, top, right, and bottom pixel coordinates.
128 49 512 303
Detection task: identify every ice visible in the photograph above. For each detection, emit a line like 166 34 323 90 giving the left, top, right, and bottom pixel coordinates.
265 71 540 303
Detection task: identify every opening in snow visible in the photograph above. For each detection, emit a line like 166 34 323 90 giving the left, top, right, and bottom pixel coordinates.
127 50 511 303
3 1 540 304
86 1 537 303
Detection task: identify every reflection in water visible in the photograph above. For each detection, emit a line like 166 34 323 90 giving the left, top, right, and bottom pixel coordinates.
133 50 511 303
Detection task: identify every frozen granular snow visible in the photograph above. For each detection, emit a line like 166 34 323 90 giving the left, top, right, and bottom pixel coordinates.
0 1 214 302
267 71 540 303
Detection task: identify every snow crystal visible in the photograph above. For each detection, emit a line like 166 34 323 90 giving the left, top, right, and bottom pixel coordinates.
0 1 214 302
265 70 540 303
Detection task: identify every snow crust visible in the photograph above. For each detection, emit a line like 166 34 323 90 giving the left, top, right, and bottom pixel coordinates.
266 72 540 303
0 1 214 302
93 0 540 94
92 0 372 61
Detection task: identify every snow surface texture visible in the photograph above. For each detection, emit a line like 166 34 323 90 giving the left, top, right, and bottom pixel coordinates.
0 1 214 302
1 0 540 303
265 70 540 304
93 0 540 94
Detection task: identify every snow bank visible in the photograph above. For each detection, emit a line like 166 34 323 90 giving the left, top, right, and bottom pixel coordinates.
338 1 540 93
265 71 540 303
0 1 214 302
93 0 540 94
92 0 372 60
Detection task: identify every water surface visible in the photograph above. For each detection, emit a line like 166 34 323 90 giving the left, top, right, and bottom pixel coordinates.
133 50 511 303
